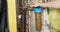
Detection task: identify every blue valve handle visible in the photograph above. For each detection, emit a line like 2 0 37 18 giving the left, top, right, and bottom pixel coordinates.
33 7 43 13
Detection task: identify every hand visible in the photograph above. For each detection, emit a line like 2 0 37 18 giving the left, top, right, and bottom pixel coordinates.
32 0 60 8
32 1 40 7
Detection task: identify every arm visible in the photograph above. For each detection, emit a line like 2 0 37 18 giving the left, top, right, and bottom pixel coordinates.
32 0 60 8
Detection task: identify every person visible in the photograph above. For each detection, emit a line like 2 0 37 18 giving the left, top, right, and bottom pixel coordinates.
32 0 60 8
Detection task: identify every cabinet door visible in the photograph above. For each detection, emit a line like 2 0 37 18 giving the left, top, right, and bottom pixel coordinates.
7 0 17 32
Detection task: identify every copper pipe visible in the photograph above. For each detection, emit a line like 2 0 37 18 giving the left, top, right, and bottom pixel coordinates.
35 13 42 31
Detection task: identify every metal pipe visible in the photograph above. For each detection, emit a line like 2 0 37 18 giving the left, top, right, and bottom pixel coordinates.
34 7 43 32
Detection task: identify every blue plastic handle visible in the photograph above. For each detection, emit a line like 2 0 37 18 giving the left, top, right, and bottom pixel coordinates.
33 7 43 13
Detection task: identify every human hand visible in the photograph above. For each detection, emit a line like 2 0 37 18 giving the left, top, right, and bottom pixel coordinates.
32 0 60 8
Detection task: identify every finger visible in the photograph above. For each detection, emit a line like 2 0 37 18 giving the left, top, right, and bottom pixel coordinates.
31 5 40 7
39 3 49 7
39 1 58 8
